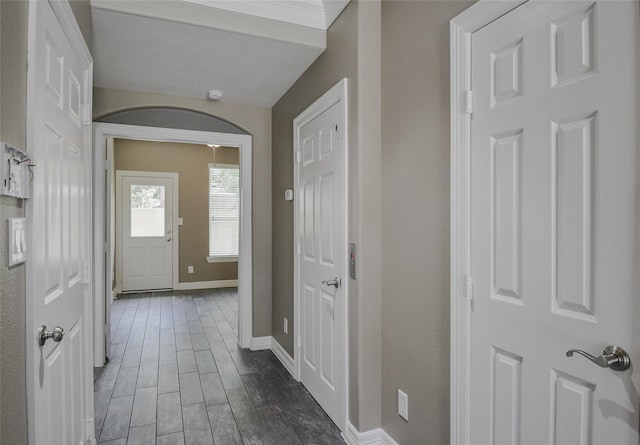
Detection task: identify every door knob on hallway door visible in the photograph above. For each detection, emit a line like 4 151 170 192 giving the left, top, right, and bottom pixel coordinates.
38 325 65 346
566 345 631 371
322 277 341 288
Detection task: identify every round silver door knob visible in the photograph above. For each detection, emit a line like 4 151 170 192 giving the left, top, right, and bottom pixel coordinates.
38 325 65 346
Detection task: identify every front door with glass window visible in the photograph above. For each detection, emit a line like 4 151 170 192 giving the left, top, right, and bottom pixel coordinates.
118 171 176 291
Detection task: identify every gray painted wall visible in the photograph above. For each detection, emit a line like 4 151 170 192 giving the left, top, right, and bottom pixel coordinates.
380 1 474 443
271 0 383 432
93 88 273 338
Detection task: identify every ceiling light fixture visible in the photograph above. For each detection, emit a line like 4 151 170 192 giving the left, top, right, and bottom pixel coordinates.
207 144 221 148
207 89 224 101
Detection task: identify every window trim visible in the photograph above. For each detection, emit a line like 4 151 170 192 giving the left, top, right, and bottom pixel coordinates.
206 255 238 263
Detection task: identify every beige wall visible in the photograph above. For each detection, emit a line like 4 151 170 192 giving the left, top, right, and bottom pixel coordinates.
274 0 475 440
0 1 29 443
114 139 239 284
94 88 272 336
271 0 383 431
271 0 358 362
380 1 473 443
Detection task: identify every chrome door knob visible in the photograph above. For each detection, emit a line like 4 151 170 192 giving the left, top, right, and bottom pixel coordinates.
566 345 631 371
38 325 65 346
322 277 341 288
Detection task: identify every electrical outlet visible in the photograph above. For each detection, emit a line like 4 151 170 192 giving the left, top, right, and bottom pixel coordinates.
398 389 408 421
188 266 194 274
283 318 288 334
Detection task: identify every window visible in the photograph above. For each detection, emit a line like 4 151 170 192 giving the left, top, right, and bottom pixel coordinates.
208 164 239 261
129 184 165 237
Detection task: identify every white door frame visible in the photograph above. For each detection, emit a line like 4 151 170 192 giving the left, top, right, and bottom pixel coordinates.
450 2 529 443
93 122 253 365
25 0 94 443
293 78 349 429
115 170 179 292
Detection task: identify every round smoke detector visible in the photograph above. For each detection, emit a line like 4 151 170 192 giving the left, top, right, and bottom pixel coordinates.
207 89 224 101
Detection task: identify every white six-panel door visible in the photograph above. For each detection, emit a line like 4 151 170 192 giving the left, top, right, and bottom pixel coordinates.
27 1 93 443
469 1 639 443
118 171 176 292
296 89 347 429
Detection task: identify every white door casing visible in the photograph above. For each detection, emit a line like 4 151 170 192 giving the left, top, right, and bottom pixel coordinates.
294 79 349 430
94 124 254 363
117 171 178 292
25 1 94 444
452 1 639 444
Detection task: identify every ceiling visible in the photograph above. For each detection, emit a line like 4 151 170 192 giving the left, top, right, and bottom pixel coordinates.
91 0 349 108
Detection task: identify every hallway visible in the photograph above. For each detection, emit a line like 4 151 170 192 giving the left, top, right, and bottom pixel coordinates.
94 289 344 444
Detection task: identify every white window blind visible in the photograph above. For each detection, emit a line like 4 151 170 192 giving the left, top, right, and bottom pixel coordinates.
208 164 239 257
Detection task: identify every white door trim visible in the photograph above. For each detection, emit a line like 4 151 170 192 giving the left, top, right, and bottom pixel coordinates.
293 78 349 430
115 170 179 292
93 122 253 365
450 2 527 444
26 1 94 443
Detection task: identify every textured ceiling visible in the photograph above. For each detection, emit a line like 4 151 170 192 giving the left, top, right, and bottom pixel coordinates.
91 1 348 107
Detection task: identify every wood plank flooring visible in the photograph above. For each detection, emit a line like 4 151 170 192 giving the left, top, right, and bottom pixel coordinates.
94 289 344 444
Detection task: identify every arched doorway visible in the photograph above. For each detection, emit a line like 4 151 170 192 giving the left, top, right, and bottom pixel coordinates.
93 108 253 365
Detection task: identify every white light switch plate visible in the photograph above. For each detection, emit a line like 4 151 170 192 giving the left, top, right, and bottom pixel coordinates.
8 218 27 266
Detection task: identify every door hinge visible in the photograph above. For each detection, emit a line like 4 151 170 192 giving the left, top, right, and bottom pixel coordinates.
104 159 111 172
465 90 473 115
104 242 109 253
83 103 92 126
465 275 473 306
84 264 91 284
105 323 110 335
296 151 301 163
297 335 302 349
296 243 301 256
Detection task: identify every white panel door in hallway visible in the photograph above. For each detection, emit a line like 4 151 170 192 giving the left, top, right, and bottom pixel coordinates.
26 1 93 443
118 171 177 291
295 81 347 429
469 1 639 443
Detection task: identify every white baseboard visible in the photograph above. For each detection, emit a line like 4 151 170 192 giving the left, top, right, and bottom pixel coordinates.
380 430 399 445
250 336 272 350
270 337 296 377
343 422 399 445
176 279 238 290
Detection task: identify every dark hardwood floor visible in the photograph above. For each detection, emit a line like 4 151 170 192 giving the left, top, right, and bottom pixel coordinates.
93 289 344 444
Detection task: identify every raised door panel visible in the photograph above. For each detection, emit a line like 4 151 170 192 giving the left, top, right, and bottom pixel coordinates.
551 115 595 321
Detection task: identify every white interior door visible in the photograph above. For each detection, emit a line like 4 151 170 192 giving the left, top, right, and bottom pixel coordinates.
118 171 176 291
296 96 347 428
469 1 639 443
27 1 93 443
